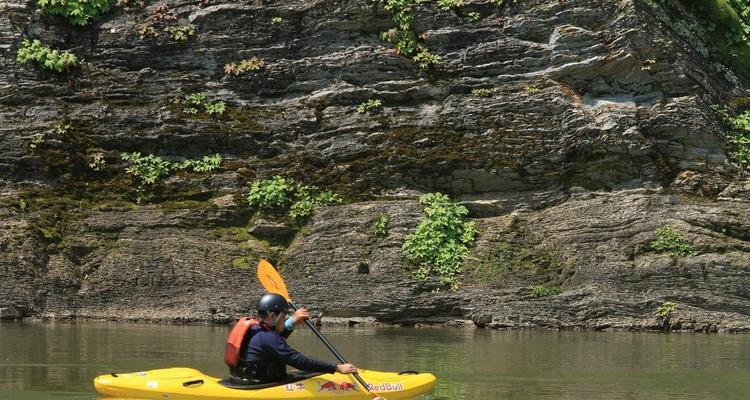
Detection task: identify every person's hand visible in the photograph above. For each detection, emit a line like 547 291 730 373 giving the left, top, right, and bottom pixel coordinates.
336 363 358 374
292 308 310 327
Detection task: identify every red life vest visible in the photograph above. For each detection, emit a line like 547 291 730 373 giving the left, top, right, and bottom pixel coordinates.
224 317 261 368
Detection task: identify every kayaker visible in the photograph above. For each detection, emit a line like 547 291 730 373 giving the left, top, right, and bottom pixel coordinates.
243 293 358 383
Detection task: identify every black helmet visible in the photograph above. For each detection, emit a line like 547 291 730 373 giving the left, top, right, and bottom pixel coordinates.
257 293 289 315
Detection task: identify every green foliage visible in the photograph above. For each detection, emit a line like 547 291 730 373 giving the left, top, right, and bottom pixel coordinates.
28 134 45 150
172 92 225 117
120 152 223 202
650 225 695 257
372 215 389 237
729 110 750 167
18 199 28 213
357 99 383 113
661 0 750 76
379 0 442 69
465 11 481 22
523 84 541 94
271 16 283 24
224 57 266 75
247 176 297 209
178 154 222 173
166 25 195 42
655 301 676 320
247 176 342 221
205 101 226 116
37 0 112 26
402 193 478 289
437 0 463 11
531 285 561 298
289 188 342 221
88 152 106 171
471 87 497 97
16 39 78 73
120 152 174 186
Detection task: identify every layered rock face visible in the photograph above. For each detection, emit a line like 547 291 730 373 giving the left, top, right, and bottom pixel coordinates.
1 0 749 331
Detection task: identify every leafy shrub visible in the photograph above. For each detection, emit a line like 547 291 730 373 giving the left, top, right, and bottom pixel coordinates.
357 99 383 113
166 25 195 42
437 0 464 11
289 188 342 221
379 0 442 69
247 176 342 221
224 57 266 75
37 0 112 26
655 301 676 332
465 11 481 22
247 176 297 209
88 152 107 171
524 84 541 94
28 134 45 150
120 152 174 186
172 92 225 117
471 87 497 97
729 110 750 167
531 285 561 298
120 152 222 202
16 39 78 72
178 154 222 173
402 193 478 289
650 225 695 257
271 16 283 24
372 215 389 237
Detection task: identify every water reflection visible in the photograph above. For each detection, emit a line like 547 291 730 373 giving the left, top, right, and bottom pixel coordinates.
1 322 750 399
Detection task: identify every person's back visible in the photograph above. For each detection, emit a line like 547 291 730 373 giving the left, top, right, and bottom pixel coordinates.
237 293 357 383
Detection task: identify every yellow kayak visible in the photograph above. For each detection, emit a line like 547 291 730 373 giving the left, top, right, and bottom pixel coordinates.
94 367 437 399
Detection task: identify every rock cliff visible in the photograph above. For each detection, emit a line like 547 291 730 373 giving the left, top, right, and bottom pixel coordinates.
1 0 749 331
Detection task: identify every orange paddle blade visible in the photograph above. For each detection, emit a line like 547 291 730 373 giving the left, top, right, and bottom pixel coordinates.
257 259 291 301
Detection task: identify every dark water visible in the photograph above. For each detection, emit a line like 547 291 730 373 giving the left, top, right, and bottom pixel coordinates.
1 321 750 399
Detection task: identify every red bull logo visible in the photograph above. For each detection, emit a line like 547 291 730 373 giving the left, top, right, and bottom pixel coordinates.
317 380 361 392
317 381 338 391
338 382 359 392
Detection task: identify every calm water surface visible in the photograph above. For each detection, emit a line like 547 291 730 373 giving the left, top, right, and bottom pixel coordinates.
1 321 749 399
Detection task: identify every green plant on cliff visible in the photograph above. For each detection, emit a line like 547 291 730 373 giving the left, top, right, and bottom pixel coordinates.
172 92 225 117
165 25 196 42
120 152 223 203
247 176 342 221
289 187 342 222
650 225 695 257
729 110 750 167
531 285 561 298
372 215 389 237
247 176 297 209
379 1 441 69
654 0 750 76
16 39 78 73
37 0 112 26
402 193 478 289
224 57 266 76
357 99 383 113
655 301 676 332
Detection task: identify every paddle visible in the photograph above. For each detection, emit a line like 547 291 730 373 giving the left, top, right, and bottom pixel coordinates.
257 259 384 400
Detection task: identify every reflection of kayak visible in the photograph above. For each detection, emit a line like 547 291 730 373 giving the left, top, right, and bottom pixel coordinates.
94 367 437 399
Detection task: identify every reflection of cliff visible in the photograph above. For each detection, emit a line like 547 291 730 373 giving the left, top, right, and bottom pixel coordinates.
1 0 749 331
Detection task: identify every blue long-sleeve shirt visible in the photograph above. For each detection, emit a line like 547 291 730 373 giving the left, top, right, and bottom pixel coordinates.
244 318 337 382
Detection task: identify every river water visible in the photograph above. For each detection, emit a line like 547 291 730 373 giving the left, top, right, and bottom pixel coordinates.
1 321 749 399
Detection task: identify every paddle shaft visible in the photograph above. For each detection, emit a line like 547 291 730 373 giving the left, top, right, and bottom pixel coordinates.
288 301 373 393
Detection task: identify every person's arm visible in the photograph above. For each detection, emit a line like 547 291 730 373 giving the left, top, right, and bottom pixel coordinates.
263 333 338 373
